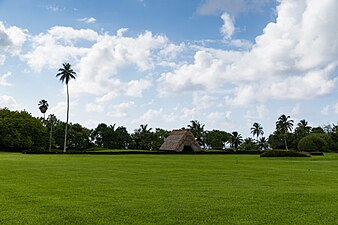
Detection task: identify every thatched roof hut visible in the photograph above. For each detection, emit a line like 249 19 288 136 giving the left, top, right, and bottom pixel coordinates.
159 128 202 152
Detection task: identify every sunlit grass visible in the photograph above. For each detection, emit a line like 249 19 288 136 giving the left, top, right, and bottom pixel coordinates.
0 152 337 224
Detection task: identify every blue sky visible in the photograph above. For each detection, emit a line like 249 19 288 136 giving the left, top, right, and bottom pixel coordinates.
0 0 337 137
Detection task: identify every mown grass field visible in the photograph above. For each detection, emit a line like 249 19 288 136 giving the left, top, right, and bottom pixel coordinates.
0 152 337 225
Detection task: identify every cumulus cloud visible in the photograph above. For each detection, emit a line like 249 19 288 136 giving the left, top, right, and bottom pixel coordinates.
107 101 135 118
159 0 338 105
78 17 96 24
23 26 99 72
0 21 27 56
72 29 175 99
220 12 235 40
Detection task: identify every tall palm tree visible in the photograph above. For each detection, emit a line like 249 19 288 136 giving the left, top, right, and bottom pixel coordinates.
251 122 264 141
276 114 294 150
56 63 76 153
229 131 243 151
38 99 49 120
297 119 311 133
188 120 205 146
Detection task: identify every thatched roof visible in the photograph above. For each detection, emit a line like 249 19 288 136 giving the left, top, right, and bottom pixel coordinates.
159 128 202 152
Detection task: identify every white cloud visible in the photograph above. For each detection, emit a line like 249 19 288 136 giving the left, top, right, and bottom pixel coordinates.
46 4 62 12
139 108 164 123
220 12 235 40
0 21 27 55
192 93 216 109
72 29 172 99
0 72 11 86
85 102 104 112
0 95 20 110
23 26 99 72
206 111 231 126
107 101 135 118
159 0 338 105
245 104 270 120
78 17 96 24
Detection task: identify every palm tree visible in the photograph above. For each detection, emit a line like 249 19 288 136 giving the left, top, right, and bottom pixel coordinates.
56 63 76 153
251 122 264 141
188 120 205 146
297 119 311 133
276 114 294 150
229 131 243 151
38 99 49 120
258 137 269 150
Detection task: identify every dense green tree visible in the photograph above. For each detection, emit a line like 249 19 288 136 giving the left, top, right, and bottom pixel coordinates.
0 108 48 151
91 123 115 149
239 137 258 151
298 134 329 152
276 114 294 150
67 123 92 150
251 122 264 141
228 131 243 151
56 62 77 153
114 126 131 149
205 130 230 150
311 127 325 134
131 124 155 150
188 120 205 146
268 130 296 150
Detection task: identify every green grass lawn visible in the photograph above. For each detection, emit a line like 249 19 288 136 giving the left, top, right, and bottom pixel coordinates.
0 152 337 225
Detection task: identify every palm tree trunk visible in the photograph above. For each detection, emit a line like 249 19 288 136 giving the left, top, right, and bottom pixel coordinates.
49 124 53 152
284 133 288 150
63 84 69 153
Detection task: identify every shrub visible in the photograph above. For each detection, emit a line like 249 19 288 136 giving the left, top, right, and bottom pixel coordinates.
309 152 324 156
260 150 310 157
298 134 329 152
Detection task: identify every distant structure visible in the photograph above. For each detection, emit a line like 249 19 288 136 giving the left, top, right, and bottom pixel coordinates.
159 128 202 152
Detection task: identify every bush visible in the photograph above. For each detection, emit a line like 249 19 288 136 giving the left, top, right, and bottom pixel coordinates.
298 134 329 152
309 152 324 156
260 150 310 157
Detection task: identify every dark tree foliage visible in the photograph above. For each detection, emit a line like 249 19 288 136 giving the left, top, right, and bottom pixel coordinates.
188 120 206 146
0 108 48 151
114 126 132 149
131 124 155 150
239 138 258 151
67 123 92 150
228 131 243 151
152 128 170 150
268 131 295 150
298 134 329 152
205 130 230 150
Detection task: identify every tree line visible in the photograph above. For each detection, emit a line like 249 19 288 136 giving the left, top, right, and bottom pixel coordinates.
0 107 337 153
